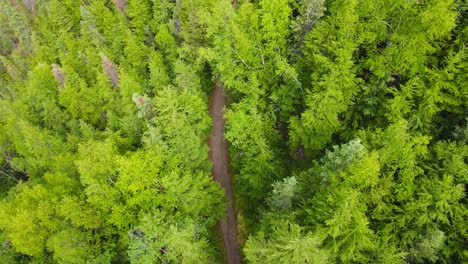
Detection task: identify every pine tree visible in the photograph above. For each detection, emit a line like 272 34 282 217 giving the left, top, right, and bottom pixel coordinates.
244 222 332 263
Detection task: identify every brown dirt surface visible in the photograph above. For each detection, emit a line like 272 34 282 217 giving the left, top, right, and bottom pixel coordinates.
208 85 242 264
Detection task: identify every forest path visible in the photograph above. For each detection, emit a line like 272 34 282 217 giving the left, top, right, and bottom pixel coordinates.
208 84 242 264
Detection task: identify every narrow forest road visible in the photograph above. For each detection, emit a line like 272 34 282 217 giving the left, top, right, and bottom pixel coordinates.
208 85 242 264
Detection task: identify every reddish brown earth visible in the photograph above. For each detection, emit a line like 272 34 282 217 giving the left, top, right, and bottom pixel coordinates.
208 85 242 264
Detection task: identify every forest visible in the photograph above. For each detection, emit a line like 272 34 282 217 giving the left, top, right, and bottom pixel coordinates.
0 0 467 263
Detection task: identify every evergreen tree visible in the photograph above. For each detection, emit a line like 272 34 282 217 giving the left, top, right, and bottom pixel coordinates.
0 0 466 262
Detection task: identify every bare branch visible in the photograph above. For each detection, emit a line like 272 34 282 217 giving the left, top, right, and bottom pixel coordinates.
100 52 120 91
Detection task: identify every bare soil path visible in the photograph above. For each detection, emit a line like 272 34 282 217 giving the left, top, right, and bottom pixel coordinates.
208 85 242 264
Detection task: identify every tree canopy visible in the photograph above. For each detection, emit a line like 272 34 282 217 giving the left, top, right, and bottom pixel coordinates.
0 0 466 263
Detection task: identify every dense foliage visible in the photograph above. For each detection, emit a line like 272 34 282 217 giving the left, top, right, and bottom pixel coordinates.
0 0 466 263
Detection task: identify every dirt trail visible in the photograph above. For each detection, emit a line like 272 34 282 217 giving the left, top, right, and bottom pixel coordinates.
208 85 242 264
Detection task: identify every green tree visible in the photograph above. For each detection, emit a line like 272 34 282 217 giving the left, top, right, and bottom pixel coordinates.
225 99 283 201
128 212 214 263
244 222 332 263
126 0 153 42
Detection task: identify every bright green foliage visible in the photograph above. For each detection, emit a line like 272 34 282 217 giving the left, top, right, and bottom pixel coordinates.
419 140 468 261
290 0 361 151
5 119 67 177
307 188 377 262
151 87 212 170
244 222 332 263
0 0 466 263
0 184 58 257
155 24 178 69
46 228 94 264
202 0 294 206
116 148 224 220
204 0 299 115
57 195 101 230
297 140 379 262
225 99 283 200
76 139 120 213
122 30 150 78
249 119 466 262
126 0 153 41
20 64 69 133
58 69 105 125
128 212 214 263
175 0 217 57
148 50 171 92
291 0 461 152
152 0 174 29
0 0 225 262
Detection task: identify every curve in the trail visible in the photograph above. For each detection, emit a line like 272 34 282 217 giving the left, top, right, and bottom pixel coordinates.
208 85 242 264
